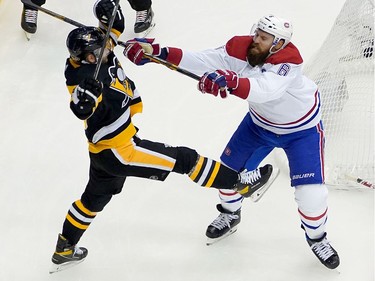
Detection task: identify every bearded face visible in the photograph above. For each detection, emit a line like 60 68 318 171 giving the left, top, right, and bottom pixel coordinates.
246 42 270 67
246 29 278 67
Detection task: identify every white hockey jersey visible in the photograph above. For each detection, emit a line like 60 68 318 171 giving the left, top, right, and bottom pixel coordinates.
167 36 321 135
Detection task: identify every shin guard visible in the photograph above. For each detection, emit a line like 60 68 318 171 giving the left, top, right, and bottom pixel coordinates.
294 184 328 239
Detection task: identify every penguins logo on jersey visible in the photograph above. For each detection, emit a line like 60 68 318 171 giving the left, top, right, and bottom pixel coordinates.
108 56 133 108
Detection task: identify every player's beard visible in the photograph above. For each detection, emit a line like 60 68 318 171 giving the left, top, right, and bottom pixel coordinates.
246 43 269 67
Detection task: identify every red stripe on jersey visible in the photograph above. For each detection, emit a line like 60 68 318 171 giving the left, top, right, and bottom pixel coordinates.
316 122 325 181
251 90 319 126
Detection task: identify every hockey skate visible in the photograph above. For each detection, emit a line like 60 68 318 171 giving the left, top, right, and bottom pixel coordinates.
234 164 277 199
306 233 340 269
134 8 155 37
206 204 241 245
49 234 88 274
21 7 38 40
249 166 279 202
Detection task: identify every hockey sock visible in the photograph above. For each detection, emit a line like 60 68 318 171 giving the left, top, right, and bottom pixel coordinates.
294 184 328 239
299 208 328 240
219 189 244 212
61 200 97 245
189 156 238 189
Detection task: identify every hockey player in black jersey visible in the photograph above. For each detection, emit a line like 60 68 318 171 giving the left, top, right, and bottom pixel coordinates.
49 0 276 273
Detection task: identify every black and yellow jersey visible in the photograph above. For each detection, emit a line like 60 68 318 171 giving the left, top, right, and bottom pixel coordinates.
65 52 143 153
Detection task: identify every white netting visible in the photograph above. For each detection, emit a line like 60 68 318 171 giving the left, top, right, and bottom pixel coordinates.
303 0 374 186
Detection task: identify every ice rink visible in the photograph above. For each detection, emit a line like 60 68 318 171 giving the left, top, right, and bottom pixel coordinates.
0 0 373 280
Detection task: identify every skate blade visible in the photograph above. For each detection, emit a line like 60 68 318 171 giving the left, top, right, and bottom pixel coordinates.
49 259 86 274
250 166 280 202
206 226 238 246
24 31 32 41
135 22 156 38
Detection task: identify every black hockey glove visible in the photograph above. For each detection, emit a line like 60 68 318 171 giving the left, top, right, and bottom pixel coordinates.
94 0 123 24
94 0 125 41
73 78 102 106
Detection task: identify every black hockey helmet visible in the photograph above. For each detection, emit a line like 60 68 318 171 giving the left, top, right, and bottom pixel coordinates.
66 26 105 62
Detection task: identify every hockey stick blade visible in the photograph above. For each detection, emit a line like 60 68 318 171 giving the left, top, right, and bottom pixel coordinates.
21 0 85 28
345 174 374 189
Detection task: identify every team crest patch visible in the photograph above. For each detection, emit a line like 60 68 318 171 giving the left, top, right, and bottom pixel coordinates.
224 147 231 156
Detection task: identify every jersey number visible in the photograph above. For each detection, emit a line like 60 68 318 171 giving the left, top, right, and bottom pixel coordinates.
277 64 290 76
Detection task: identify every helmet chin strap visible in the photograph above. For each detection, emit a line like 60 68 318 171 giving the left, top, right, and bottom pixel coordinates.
268 37 284 56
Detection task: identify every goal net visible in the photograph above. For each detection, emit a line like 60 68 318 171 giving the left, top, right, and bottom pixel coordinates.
303 0 374 187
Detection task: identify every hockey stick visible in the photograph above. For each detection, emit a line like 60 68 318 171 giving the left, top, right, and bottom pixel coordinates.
21 0 84 28
20 0 201 81
344 174 374 189
93 0 120 79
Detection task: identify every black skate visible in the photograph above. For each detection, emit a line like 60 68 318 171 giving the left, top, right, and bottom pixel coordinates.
134 8 155 36
21 7 38 40
206 204 241 245
307 233 340 269
49 234 88 274
234 164 276 199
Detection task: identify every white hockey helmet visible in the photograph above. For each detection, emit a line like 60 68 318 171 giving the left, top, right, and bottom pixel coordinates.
254 14 293 51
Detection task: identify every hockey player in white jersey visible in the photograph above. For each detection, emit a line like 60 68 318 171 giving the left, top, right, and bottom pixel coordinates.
123 14 340 270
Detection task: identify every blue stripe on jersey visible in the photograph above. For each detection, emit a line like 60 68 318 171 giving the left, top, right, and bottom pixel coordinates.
250 91 321 130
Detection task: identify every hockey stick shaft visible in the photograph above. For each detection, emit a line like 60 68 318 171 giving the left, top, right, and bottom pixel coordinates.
21 0 84 27
93 0 120 79
143 53 201 81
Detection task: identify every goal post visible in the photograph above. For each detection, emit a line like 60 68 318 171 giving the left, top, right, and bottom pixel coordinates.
303 0 374 187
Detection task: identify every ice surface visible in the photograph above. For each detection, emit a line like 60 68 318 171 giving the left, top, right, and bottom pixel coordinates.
0 0 373 280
